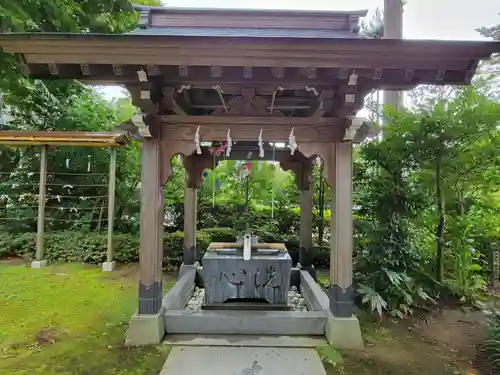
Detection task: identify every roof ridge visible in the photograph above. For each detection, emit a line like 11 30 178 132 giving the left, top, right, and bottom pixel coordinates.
132 5 369 17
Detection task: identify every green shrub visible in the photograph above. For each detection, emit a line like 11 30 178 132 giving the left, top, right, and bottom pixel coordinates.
482 312 500 371
199 227 237 242
0 224 331 268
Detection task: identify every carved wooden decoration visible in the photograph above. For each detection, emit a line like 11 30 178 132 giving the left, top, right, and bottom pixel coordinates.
307 67 316 79
48 63 59 75
112 64 123 76
344 93 356 103
161 87 186 115
373 69 383 80
16 54 30 76
211 88 284 117
405 69 414 80
183 151 216 188
344 118 364 141
338 68 349 79
210 66 222 78
80 64 90 76
147 65 160 76
311 89 334 117
129 84 159 114
244 67 252 78
159 140 211 185
280 155 314 190
436 70 446 81
271 67 285 79
131 114 152 138
179 65 188 77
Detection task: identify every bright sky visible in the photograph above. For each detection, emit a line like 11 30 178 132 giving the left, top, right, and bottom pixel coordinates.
100 0 499 100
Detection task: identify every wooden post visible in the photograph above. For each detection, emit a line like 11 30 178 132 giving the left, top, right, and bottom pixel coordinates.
183 173 197 265
383 0 404 110
138 139 164 315
33 145 47 268
103 148 117 272
493 250 500 289
299 164 313 269
328 142 354 317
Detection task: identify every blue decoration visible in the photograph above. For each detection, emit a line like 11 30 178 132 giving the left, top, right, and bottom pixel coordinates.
202 171 209 178
215 178 221 190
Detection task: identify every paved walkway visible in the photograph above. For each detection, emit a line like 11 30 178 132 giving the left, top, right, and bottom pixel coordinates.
160 346 327 375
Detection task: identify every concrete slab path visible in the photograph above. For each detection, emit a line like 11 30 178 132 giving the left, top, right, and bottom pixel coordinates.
160 346 327 375
163 334 327 347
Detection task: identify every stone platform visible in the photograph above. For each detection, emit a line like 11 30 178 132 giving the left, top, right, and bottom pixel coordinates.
162 267 327 336
159 346 327 375
126 266 364 350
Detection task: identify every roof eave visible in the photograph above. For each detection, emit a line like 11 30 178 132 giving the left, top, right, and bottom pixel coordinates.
0 131 132 147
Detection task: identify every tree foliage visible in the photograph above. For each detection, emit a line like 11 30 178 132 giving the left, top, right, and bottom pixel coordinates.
1 2 500 327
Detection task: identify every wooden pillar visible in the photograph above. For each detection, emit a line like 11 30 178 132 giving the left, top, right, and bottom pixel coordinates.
138 139 164 315
299 160 313 268
34 145 47 266
103 148 117 271
183 173 197 265
107 148 117 261
383 0 404 110
328 142 354 317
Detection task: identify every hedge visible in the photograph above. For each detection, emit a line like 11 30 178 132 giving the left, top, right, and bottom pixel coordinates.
0 227 331 267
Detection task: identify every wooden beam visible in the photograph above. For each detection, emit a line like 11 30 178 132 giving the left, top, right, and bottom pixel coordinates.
160 115 342 126
159 115 347 142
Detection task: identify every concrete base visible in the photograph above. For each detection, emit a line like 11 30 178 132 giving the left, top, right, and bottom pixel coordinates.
126 309 165 346
325 315 364 350
160 346 327 375
31 260 48 268
164 310 326 335
178 262 200 281
101 261 116 272
163 268 196 310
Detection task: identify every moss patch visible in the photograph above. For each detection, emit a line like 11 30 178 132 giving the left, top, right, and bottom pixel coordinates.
0 263 174 375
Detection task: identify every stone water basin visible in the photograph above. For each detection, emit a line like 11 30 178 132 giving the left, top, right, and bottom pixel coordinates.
201 244 292 306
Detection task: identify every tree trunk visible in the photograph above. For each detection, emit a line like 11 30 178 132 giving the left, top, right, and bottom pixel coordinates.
435 159 445 282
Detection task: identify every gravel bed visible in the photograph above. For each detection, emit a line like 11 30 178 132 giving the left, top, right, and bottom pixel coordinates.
185 286 308 312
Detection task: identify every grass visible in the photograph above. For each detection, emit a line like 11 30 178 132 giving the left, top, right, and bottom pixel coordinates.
0 262 491 375
0 263 173 375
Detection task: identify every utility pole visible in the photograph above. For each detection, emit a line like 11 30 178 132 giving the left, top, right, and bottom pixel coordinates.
383 0 404 110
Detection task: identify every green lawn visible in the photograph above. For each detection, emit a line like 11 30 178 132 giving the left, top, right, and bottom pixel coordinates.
0 263 490 375
0 263 172 375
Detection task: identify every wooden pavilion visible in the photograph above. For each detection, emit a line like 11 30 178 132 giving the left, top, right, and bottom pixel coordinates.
1 5 499 347
0 131 130 270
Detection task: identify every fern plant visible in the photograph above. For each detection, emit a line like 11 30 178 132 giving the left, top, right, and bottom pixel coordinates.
483 311 500 370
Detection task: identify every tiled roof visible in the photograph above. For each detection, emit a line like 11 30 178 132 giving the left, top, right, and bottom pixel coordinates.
126 27 369 39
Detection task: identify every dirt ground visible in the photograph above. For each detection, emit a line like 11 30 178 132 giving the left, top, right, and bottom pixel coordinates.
325 304 496 375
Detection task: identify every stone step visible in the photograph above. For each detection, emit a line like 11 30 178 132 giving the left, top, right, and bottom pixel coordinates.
164 310 327 335
159 346 327 375
163 334 327 347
